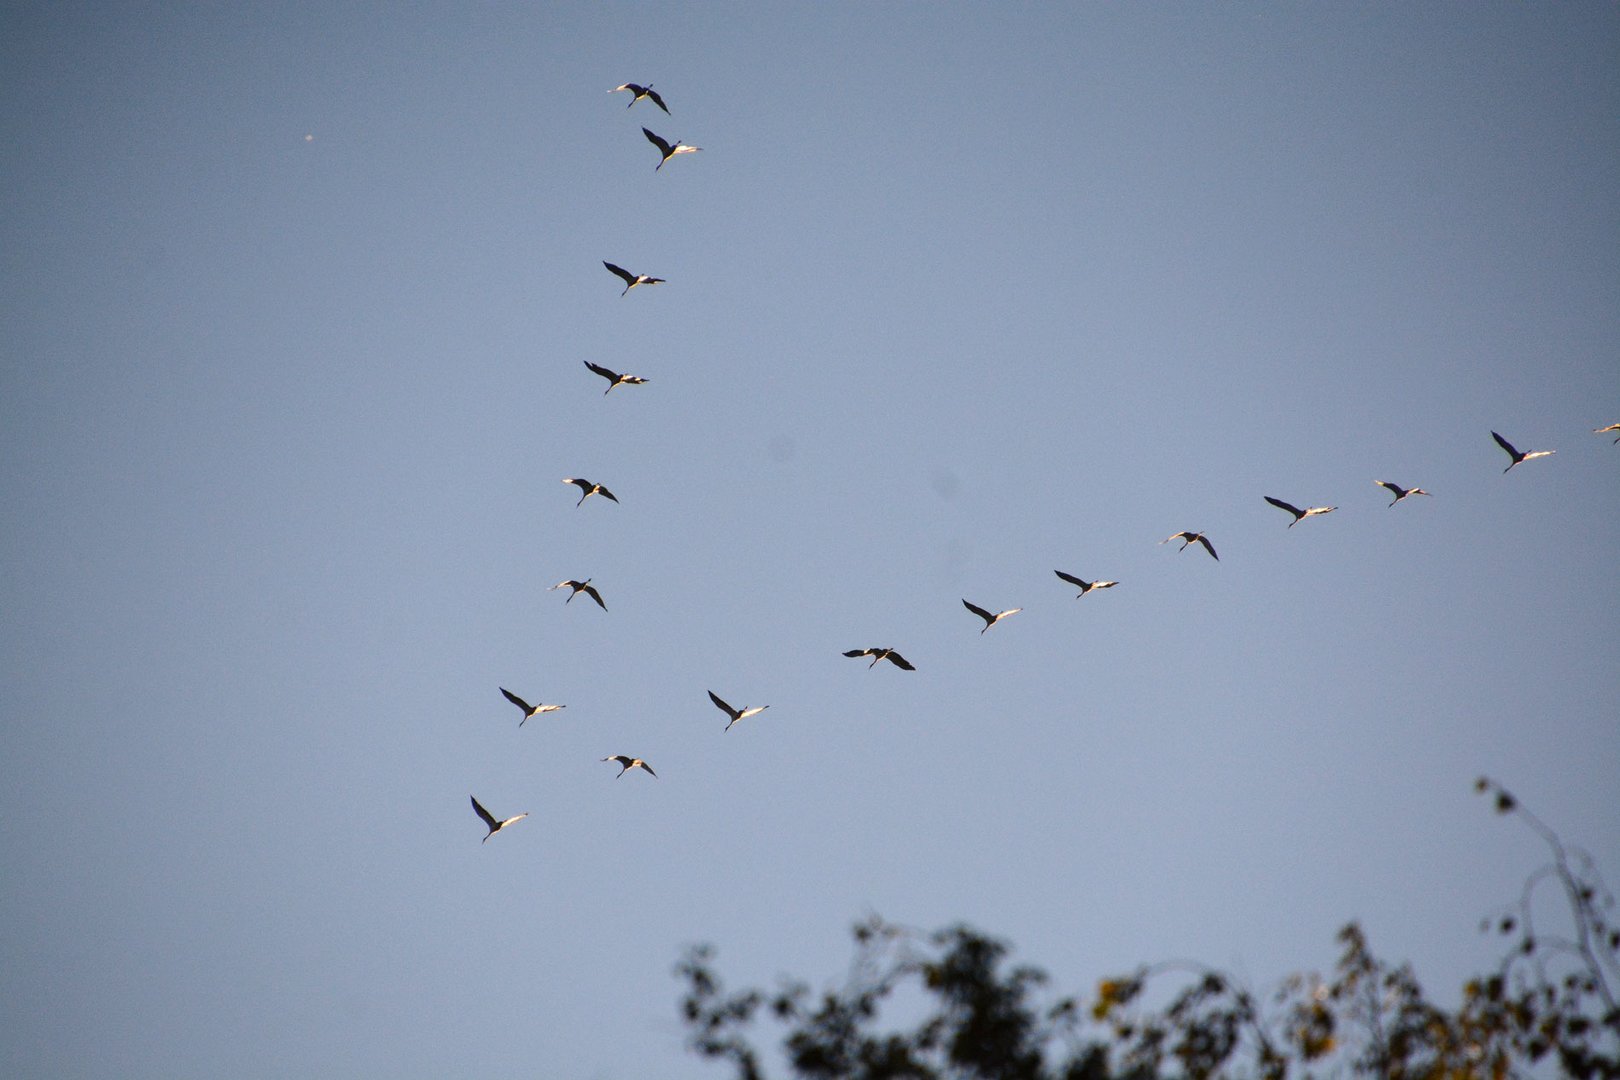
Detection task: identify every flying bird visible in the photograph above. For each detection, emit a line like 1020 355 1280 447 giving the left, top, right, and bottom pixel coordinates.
550 578 607 610
470 795 528 843
642 126 701 170
602 755 657 778
1263 496 1337 527
1054 570 1118 597
608 82 669 113
843 647 915 670
500 687 565 726
584 360 649 394
1374 480 1431 507
1492 431 1555 472
603 261 665 296
708 690 769 732
563 477 618 506
1594 423 1620 444
962 599 1022 634
1161 531 1219 561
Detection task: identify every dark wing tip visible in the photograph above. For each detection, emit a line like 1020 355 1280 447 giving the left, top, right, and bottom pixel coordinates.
1054 570 1084 587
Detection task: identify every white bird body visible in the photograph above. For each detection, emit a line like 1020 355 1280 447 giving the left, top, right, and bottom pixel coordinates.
962 599 1021 634
1492 431 1555 472
1264 496 1337 527
602 755 657 778
1161 531 1219 561
550 578 607 610
500 687 565 726
609 82 669 113
563 477 618 507
1054 570 1117 597
708 691 769 732
471 795 528 842
1374 480 1431 507
584 360 649 394
603 261 665 296
1594 423 1620 444
843 647 914 670
642 126 701 170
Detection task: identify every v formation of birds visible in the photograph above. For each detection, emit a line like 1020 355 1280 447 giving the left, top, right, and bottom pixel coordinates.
471 80 1617 843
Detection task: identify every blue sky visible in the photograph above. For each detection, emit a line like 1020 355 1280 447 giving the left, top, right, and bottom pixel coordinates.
3 4 1617 1078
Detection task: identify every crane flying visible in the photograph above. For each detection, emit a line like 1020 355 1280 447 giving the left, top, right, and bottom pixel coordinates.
563 477 618 506
608 82 669 113
962 599 1022 634
1161 531 1219 561
602 755 657 778
470 795 527 843
1054 570 1118 597
642 126 701 170
603 261 664 296
1263 496 1337 527
843 647 915 670
708 690 769 732
1374 480 1431 507
584 361 649 394
500 687 564 726
550 578 606 610
1492 431 1555 472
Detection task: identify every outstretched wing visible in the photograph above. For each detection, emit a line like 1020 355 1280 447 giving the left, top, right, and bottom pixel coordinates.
582 584 607 610
640 762 657 778
885 651 915 670
1054 570 1087 589
585 360 619 382
843 648 872 658
962 599 994 625
603 261 636 286
644 88 670 114
1491 431 1519 457
642 127 674 155
708 690 737 718
1195 535 1219 561
1264 496 1303 518
470 795 498 831
596 486 619 503
500 687 533 714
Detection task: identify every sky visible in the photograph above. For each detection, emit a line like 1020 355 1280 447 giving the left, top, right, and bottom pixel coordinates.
2 3 1617 1078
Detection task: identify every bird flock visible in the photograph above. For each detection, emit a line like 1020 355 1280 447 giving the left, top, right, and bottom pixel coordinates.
470 80 1618 844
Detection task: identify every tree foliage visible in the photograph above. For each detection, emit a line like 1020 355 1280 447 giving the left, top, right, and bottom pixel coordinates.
678 780 1619 1079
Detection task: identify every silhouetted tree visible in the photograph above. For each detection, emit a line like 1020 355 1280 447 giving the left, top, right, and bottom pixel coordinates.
678 780 1618 1079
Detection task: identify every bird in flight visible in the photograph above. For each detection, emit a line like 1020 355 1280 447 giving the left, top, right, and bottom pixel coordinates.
843 647 915 670
1263 496 1337 527
1492 431 1555 472
550 578 607 610
1374 480 1431 507
583 361 649 394
563 477 618 507
602 755 657 778
642 127 701 170
500 687 565 726
1161 531 1219 561
962 599 1022 634
708 691 769 732
608 82 669 113
1054 570 1118 597
603 261 665 296
470 795 528 843
1594 423 1620 444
